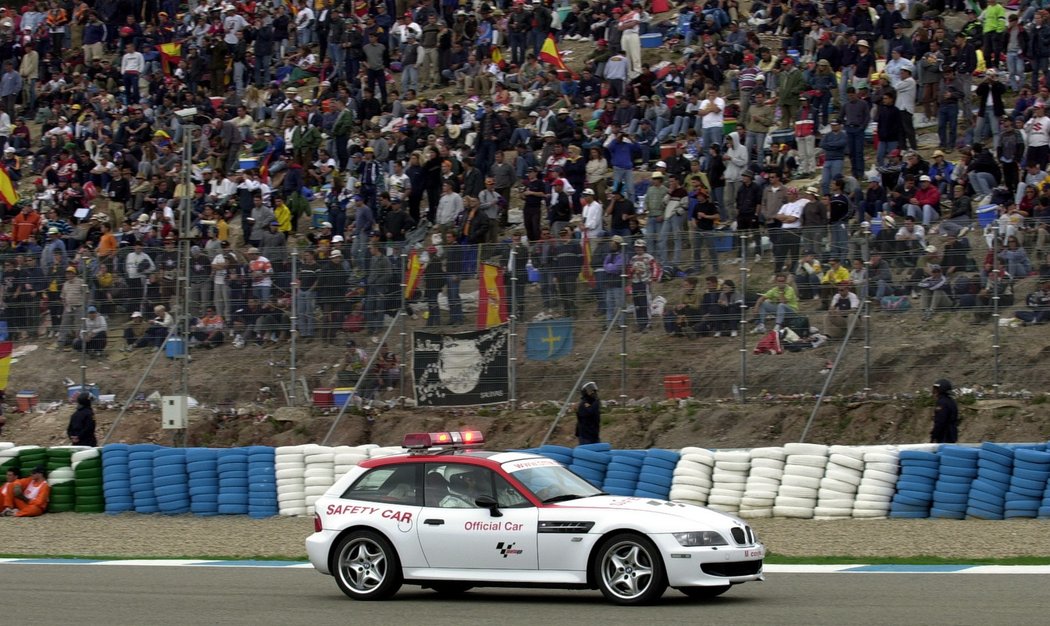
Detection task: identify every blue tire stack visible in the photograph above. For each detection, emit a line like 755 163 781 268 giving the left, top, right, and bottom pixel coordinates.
929 446 979 520
889 450 939 518
535 445 574 466
966 442 1014 520
129 444 161 514
153 448 190 514
217 448 250 515
102 444 134 514
569 444 612 488
603 450 646 496
1004 447 1050 519
187 448 220 516
247 446 278 518
633 449 680 499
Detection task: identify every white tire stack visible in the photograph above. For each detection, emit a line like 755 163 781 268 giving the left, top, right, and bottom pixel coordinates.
815 445 864 519
368 446 407 458
333 446 371 480
774 443 829 518
669 447 714 506
303 445 335 515
276 445 307 516
707 450 750 513
740 447 787 519
852 446 900 519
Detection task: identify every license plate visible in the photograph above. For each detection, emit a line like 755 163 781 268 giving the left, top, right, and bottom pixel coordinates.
744 548 764 558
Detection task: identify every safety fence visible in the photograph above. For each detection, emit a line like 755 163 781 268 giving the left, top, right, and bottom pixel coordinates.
4 440 1050 521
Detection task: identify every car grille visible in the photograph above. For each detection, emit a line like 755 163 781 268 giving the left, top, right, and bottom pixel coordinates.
730 525 755 545
701 560 763 577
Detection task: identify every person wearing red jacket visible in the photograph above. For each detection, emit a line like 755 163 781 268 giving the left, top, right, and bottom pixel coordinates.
906 175 942 227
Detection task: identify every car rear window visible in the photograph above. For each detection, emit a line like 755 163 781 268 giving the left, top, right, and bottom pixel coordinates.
342 465 421 506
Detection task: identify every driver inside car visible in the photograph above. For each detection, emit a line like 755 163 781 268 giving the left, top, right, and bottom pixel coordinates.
442 471 483 508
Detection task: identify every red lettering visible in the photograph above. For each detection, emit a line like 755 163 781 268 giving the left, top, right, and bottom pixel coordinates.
326 504 336 515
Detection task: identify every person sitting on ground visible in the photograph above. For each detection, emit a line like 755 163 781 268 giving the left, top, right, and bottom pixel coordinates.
868 253 896 300
664 276 703 337
941 234 974 275
136 304 174 348
894 216 926 267
794 250 822 300
970 268 1015 324
121 311 146 351
918 264 953 321
819 258 850 310
72 306 108 355
1014 278 1050 325
1 465 50 517
752 272 799 334
825 280 861 339
191 305 226 349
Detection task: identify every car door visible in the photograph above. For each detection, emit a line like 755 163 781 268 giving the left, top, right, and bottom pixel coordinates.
416 462 538 571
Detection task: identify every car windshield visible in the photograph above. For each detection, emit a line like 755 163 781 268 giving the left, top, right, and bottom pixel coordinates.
509 464 604 503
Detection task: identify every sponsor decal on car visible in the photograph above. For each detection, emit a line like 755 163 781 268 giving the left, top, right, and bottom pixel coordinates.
496 542 524 558
502 458 561 473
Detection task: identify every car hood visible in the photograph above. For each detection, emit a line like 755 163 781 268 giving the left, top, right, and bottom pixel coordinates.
551 495 746 528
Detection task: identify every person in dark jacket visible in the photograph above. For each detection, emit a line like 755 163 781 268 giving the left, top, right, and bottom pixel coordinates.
875 91 903 166
67 393 97 446
930 378 959 443
575 381 601 445
974 69 1006 150
553 226 582 318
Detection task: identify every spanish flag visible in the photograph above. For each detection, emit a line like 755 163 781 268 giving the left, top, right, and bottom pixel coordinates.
491 46 505 70
539 34 569 72
0 340 11 391
159 41 182 75
404 248 423 300
477 262 507 330
0 163 17 207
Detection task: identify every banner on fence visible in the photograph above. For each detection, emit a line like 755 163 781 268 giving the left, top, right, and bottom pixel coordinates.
525 318 574 361
412 325 509 407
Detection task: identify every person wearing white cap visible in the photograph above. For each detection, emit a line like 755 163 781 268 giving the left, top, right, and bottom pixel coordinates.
1024 101 1050 171
580 189 604 247
894 62 918 151
905 175 942 227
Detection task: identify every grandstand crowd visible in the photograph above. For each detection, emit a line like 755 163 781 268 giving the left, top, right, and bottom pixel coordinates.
0 0 1048 357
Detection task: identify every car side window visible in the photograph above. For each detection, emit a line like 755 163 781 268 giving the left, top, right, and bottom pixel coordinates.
343 465 421 506
494 474 531 509
425 463 493 509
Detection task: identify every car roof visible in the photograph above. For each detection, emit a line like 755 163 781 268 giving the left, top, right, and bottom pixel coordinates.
359 450 539 469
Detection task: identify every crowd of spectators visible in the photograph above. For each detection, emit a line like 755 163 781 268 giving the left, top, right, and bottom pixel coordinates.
0 0 1048 367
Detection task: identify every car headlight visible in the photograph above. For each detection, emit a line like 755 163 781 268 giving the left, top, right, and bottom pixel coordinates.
673 531 729 547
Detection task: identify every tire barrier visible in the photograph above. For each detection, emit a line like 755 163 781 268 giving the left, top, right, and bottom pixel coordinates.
5 441 1050 520
102 444 133 514
72 448 104 513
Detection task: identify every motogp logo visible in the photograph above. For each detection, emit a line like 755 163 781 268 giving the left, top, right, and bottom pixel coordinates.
496 542 523 558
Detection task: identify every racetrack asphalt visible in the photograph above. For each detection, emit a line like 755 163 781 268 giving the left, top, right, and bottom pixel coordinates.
0 564 1039 625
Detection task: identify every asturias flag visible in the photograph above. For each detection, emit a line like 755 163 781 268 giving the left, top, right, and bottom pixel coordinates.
526 318 574 361
539 33 569 72
477 262 508 329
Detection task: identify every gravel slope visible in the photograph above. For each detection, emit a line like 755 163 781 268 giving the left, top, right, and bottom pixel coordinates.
2 515 1049 561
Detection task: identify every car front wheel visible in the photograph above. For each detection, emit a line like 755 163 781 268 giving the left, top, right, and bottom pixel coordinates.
332 530 403 601
594 533 667 605
678 584 731 600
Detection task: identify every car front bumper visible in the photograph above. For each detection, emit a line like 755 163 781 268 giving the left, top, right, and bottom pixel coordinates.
306 530 341 575
654 535 766 587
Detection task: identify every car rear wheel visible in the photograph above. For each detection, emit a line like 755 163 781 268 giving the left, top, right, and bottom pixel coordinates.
678 584 731 600
594 533 667 605
332 530 402 601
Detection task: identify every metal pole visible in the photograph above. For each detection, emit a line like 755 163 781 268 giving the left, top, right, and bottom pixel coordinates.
862 222 872 394
79 256 89 390
100 330 172 445
991 223 1001 397
541 304 626 447
321 309 405 446
289 247 299 406
799 300 866 442
738 232 749 403
619 257 627 405
175 123 194 447
509 248 518 409
399 250 408 400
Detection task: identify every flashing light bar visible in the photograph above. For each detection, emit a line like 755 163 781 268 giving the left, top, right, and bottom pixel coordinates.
402 430 486 449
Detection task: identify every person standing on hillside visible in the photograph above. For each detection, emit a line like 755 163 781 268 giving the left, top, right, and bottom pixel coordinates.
930 379 959 444
67 392 97 447
575 382 601 445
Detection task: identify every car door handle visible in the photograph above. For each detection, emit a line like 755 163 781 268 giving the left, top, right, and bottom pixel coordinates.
424 518 445 526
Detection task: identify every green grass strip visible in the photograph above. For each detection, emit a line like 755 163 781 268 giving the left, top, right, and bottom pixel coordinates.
766 554 1050 566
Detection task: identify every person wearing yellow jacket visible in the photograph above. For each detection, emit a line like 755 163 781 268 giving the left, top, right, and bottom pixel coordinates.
1 466 51 517
819 258 851 310
980 0 1007 70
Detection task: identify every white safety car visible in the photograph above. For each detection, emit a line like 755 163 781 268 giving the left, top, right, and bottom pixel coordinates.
306 431 765 605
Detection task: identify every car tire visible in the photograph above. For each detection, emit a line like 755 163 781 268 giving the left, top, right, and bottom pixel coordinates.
678 584 731 600
593 533 667 606
331 530 403 601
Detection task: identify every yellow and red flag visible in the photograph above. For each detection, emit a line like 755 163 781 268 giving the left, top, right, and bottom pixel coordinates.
159 41 182 75
0 340 11 391
404 248 424 300
0 163 17 207
579 232 596 288
491 46 505 70
539 34 569 72
477 262 507 329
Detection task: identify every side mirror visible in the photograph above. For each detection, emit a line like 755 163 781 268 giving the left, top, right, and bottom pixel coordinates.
475 494 502 518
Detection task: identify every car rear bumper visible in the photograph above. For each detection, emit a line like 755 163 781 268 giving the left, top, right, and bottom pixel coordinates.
655 536 766 587
306 530 340 575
